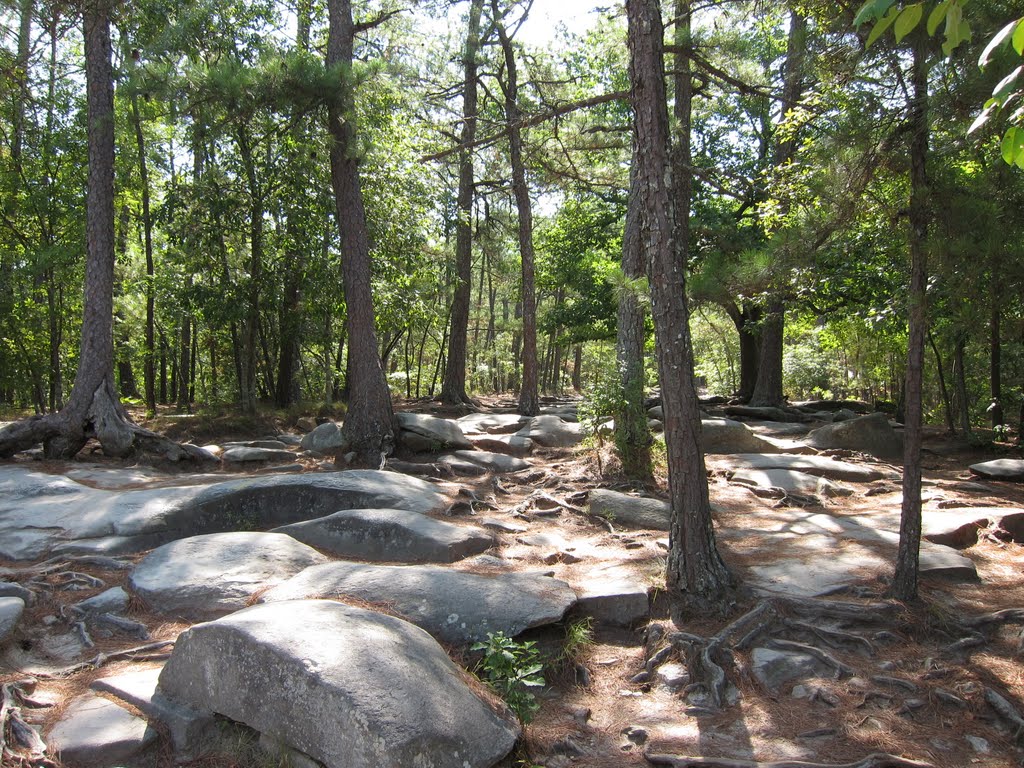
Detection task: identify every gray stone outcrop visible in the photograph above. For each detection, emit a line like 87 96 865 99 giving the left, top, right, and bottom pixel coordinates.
157 600 520 768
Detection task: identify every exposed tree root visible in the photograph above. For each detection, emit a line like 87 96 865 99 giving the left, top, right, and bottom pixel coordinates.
38 639 175 678
1 682 55 768
984 687 1024 742
645 753 934 768
664 597 900 711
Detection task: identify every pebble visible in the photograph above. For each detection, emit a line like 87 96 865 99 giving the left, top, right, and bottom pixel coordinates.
965 735 990 754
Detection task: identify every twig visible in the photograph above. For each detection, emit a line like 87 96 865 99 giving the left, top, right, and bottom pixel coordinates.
40 640 174 678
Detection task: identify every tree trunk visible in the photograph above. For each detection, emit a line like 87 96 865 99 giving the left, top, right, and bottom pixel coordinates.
891 32 930 602
0 0 206 462
129 61 156 415
326 0 396 463
990 289 1003 426
927 330 955 435
749 301 785 406
493 0 539 416
726 301 761 401
176 280 192 412
614 165 651 479
952 333 970 437
626 0 732 619
441 0 484 406
236 126 263 415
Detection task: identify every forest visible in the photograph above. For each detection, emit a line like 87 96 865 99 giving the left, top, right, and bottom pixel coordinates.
2 1 1024 766
0 0 1021 439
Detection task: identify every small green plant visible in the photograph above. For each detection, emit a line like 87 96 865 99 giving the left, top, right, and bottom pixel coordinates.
471 632 545 723
559 617 594 667
993 423 1013 442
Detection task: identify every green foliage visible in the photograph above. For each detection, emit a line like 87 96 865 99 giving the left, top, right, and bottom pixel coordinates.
471 632 545 723
558 617 594 667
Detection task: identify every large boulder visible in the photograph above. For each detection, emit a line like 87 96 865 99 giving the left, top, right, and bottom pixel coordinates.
805 412 902 459
221 446 296 464
515 415 583 448
0 469 449 561
397 412 473 451
271 508 495 563
299 421 348 454
48 693 157 766
700 419 780 454
969 459 1024 482
262 562 576 646
589 489 670 531
470 434 534 456
129 532 328 618
0 596 25 644
157 601 520 768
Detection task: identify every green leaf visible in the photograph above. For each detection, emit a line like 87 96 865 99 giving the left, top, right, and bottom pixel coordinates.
894 4 923 43
866 5 901 47
967 103 996 134
979 19 1019 68
927 0 951 36
1001 126 1024 165
1014 18 1024 56
855 0 895 28
992 65 1023 104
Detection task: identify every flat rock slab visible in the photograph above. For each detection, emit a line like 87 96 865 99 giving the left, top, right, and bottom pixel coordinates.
157 600 520 768
271 508 495 563
397 412 473 450
470 434 534 456
130 532 328 618
570 565 650 627
436 455 488 476
48 692 156 767
589 488 670 531
262 562 577 646
717 454 897 483
701 419 782 454
91 666 215 754
221 446 297 463
516 415 583 448
457 413 529 434
970 459 1024 481
451 450 531 473
730 468 852 498
0 467 447 560
0 596 25 643
923 509 998 548
805 413 902 459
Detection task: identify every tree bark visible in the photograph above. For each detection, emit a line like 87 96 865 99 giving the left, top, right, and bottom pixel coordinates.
626 0 732 618
990 288 1003 426
128 58 156 415
441 0 484 406
615 164 651 479
749 301 785 406
725 301 761 401
891 32 930 602
492 0 539 416
326 0 396 463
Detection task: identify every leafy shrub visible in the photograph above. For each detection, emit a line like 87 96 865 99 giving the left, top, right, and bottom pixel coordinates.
471 632 545 723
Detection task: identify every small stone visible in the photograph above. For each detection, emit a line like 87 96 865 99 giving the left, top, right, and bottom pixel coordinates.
72 586 129 616
791 684 811 699
622 726 648 745
629 672 650 685
569 706 591 724
655 663 689 690
0 596 25 643
965 735 990 753
878 660 897 671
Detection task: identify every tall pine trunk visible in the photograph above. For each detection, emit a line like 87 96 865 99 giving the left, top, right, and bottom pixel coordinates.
493 0 539 416
891 32 930 602
326 0 396 463
627 0 732 619
441 0 484 405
